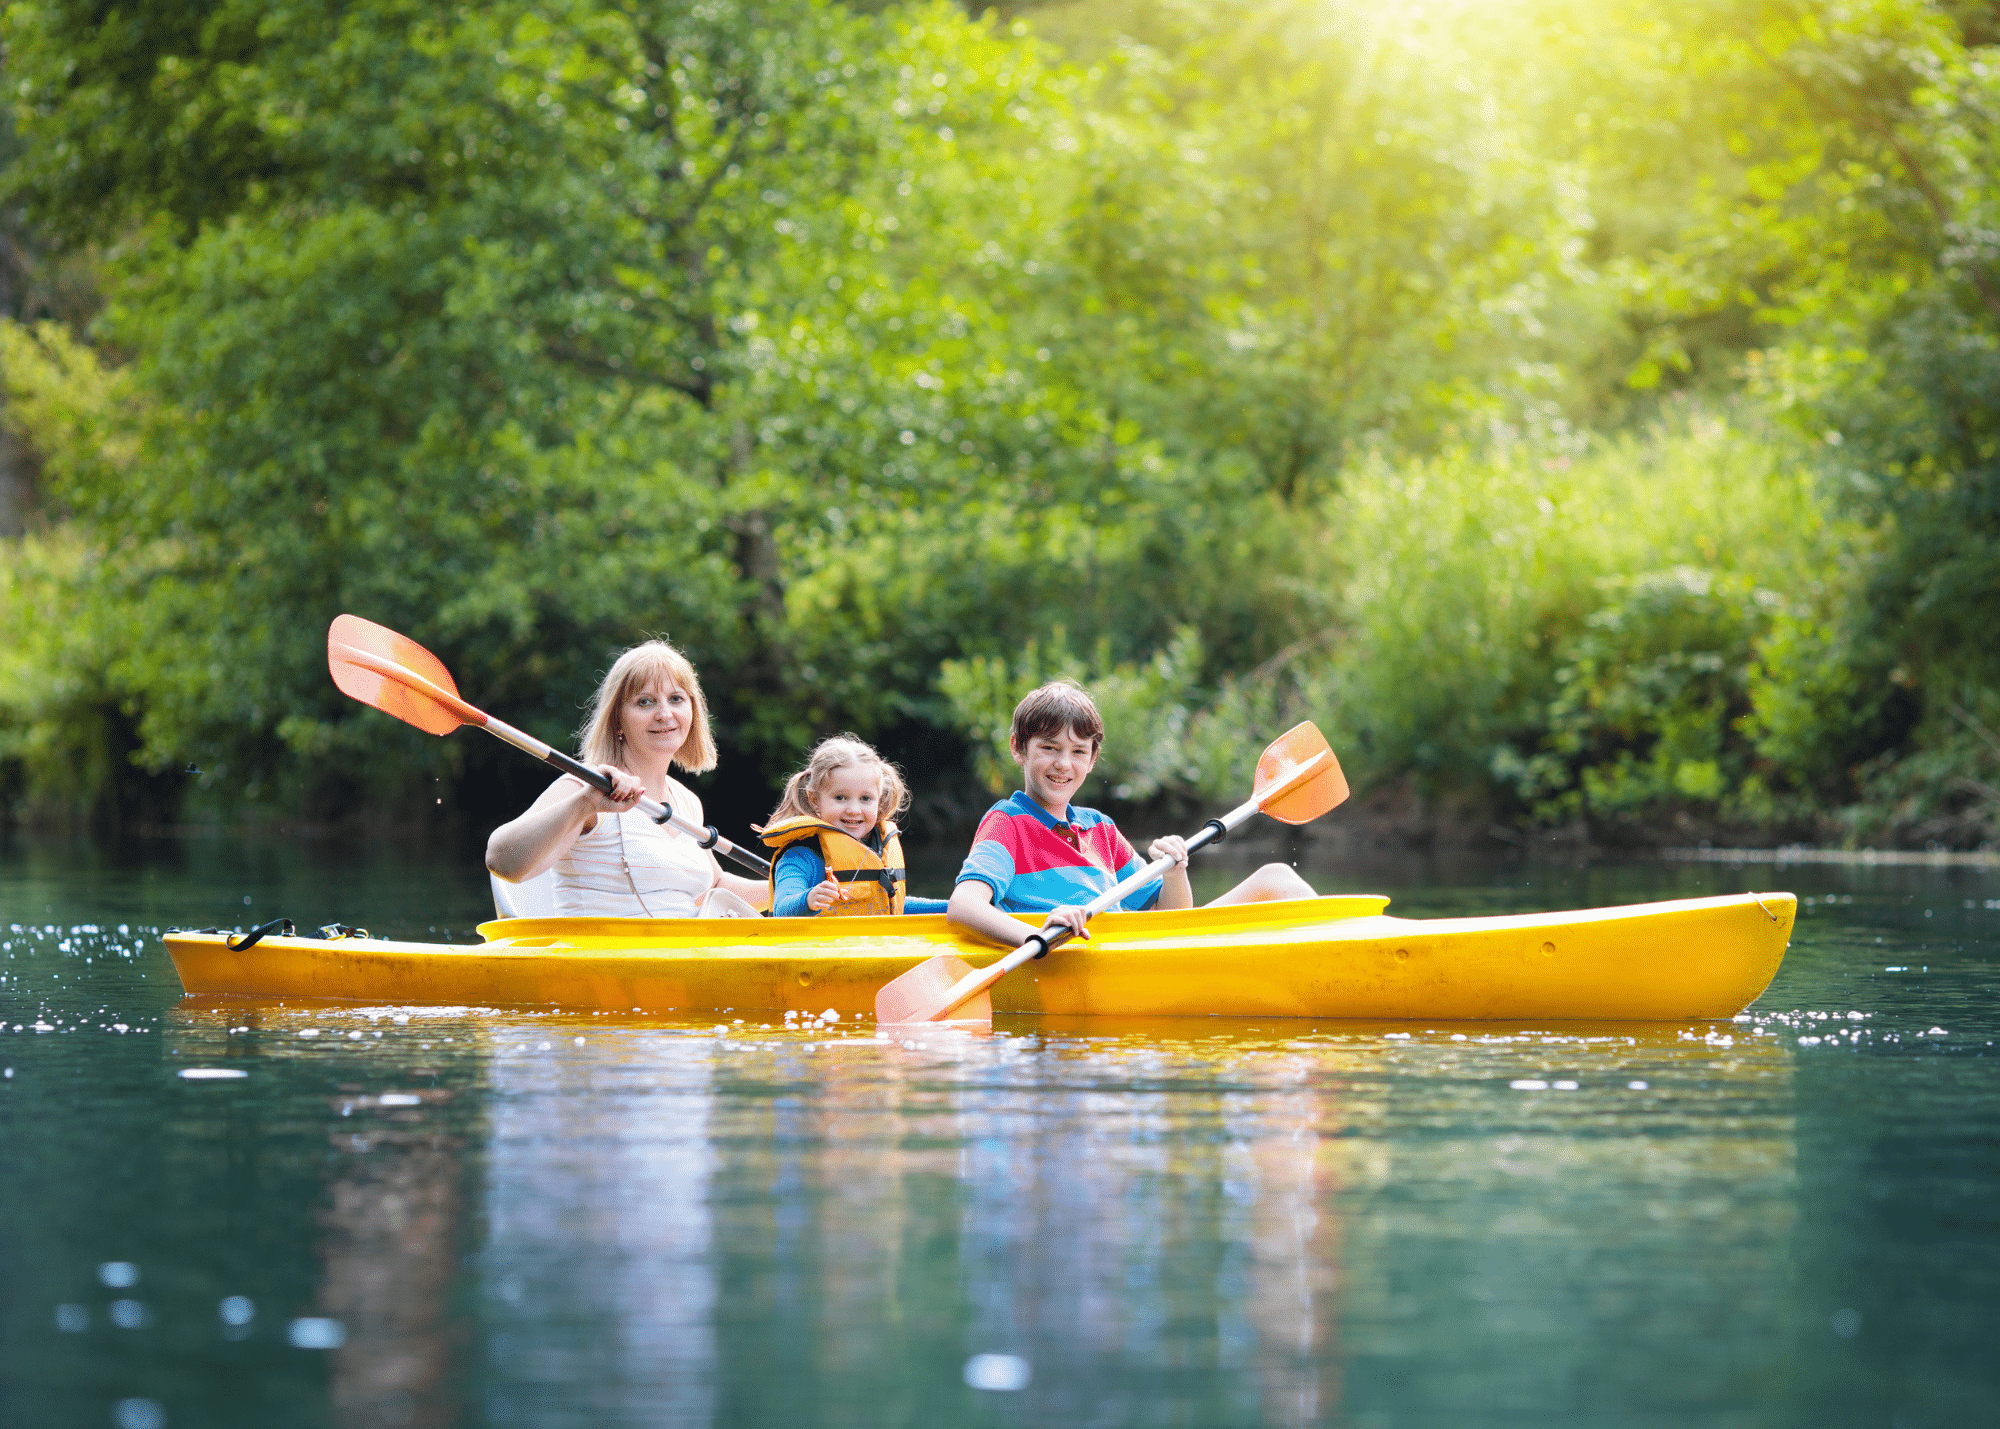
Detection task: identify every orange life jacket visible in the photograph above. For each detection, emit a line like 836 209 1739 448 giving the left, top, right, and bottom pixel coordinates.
759 815 907 917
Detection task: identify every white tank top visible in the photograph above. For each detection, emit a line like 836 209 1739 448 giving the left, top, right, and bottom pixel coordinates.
553 781 719 918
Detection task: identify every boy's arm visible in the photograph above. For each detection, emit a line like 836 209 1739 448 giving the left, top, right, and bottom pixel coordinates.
947 880 1036 947
1147 835 1194 911
948 881 1092 946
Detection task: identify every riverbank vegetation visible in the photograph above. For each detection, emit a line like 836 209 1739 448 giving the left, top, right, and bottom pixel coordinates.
1 0 1995 847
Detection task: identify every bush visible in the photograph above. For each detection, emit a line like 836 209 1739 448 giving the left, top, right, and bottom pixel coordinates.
1313 415 1841 810
1494 567 1781 824
938 625 1207 803
938 416 1855 832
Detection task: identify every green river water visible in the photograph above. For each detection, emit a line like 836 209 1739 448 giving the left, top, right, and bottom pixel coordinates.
0 833 1995 1429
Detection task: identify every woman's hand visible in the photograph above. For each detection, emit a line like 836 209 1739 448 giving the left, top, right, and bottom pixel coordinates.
806 874 844 913
1148 834 1190 868
573 763 644 814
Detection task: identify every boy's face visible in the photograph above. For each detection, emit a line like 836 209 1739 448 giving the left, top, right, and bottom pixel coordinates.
1013 725 1100 817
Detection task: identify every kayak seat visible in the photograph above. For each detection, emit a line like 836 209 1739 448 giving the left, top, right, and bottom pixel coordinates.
491 869 558 920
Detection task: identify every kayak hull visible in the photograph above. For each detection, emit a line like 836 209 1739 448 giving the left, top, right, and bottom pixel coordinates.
162 892 1795 1021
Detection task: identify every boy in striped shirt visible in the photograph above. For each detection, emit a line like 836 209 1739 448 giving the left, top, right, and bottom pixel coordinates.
948 681 1315 951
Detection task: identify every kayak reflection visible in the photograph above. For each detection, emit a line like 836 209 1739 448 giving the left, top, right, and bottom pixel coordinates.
166 1006 1797 1427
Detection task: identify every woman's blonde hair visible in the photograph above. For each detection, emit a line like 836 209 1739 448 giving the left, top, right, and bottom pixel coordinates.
767 734 909 834
577 639 717 773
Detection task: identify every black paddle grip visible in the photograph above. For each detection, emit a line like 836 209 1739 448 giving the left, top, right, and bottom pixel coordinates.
544 748 615 794
541 747 773 878
1027 926 1077 960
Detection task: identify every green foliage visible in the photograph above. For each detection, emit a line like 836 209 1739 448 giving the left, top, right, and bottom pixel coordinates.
934 418 1852 831
1497 568 1783 823
1842 690 2000 844
1312 417 1838 800
0 0 1997 848
938 625 1206 803
0 322 160 825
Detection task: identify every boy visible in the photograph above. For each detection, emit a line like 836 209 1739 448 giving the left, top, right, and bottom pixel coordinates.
948 680 1316 950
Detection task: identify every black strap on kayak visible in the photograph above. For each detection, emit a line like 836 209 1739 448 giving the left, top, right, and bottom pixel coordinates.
226 918 295 951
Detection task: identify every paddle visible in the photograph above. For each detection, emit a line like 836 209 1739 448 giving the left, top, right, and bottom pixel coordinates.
326 614 772 878
875 721 1348 1029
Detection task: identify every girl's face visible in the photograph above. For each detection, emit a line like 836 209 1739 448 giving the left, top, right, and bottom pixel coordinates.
619 681 691 765
814 763 881 839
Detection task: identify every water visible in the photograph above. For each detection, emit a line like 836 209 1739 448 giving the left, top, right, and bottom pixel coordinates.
1 833 1995 1428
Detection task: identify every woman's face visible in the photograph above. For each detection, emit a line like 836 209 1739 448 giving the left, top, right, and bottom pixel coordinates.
619 680 691 765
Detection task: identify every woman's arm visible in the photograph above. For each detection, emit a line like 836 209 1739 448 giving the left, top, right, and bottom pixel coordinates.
664 777 773 911
486 768 640 882
716 870 774 910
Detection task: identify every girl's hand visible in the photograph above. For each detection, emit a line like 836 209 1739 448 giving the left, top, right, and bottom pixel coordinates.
1036 904 1092 944
806 875 844 913
1148 834 1190 868
573 764 644 814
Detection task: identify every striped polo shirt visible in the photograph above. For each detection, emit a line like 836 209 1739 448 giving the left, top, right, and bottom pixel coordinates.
954 791 1163 914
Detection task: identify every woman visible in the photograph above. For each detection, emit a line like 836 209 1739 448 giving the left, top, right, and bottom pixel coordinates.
486 640 768 917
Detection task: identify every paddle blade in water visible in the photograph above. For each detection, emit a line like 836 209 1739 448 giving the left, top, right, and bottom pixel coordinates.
1254 721 1348 824
327 614 466 737
875 954 994 1029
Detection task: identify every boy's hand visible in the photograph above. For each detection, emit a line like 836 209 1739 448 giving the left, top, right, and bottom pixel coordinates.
1148 834 1190 868
806 875 844 913
1036 904 1092 944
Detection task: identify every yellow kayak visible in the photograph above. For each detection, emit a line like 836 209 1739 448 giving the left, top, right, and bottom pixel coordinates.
163 891 1794 1021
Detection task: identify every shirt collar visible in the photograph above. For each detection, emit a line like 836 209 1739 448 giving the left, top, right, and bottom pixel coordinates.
1004 789 1094 832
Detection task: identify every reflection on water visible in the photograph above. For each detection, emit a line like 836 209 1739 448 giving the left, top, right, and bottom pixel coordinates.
2 835 1996 1427
482 1032 718 1426
319 1084 464 1429
288 1016 1796 1428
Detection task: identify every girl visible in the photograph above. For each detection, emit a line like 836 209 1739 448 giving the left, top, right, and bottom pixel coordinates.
760 735 949 918
486 639 766 918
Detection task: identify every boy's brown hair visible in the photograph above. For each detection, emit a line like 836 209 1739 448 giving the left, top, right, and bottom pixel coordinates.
1009 679 1105 756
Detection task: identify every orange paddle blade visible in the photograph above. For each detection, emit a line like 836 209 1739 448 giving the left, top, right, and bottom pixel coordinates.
327 614 468 737
1254 721 1348 825
875 955 994 1030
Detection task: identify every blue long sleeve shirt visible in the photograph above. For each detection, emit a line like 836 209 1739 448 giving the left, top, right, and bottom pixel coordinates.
771 843 949 918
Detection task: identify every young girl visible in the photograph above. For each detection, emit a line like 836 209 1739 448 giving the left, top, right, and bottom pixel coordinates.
760 736 949 918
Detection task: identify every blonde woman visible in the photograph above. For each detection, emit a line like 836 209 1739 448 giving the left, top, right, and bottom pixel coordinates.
486 640 767 917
